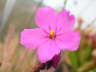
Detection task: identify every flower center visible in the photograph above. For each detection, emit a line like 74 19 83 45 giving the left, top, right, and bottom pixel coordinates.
49 30 55 39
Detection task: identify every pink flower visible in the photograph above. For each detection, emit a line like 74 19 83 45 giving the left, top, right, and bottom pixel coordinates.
20 7 80 63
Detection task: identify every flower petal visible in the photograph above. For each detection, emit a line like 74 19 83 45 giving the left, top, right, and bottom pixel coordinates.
20 28 47 50
35 7 57 32
37 40 60 63
56 31 80 51
56 10 75 33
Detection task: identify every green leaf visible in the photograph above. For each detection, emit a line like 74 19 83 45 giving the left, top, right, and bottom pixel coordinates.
68 52 79 72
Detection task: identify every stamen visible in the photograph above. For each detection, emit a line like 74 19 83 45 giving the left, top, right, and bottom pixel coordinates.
50 30 55 38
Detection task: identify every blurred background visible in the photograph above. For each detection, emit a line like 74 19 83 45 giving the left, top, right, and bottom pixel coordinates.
0 0 96 72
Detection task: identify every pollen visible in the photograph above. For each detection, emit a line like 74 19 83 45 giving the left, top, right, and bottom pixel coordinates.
50 30 55 38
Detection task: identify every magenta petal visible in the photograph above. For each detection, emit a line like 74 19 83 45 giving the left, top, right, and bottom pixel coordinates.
56 10 75 33
37 41 60 63
35 7 57 32
56 31 80 51
20 28 47 50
